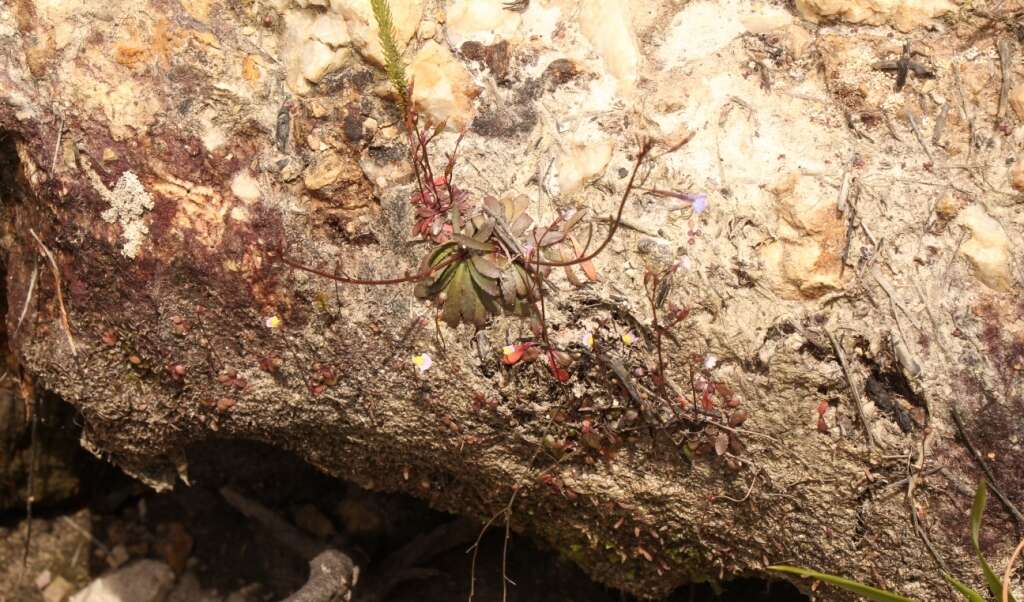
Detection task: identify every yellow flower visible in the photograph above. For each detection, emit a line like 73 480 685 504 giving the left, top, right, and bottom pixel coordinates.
622 332 635 346
264 315 282 329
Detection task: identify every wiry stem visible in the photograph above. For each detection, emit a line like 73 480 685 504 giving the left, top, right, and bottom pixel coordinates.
530 140 653 268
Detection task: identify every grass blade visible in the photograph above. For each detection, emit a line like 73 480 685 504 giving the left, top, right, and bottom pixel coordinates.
944 572 986 602
769 565 916 602
970 481 1018 602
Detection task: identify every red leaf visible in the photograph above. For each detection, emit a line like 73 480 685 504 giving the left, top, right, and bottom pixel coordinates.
547 351 570 382
817 415 830 434
700 386 714 411
502 343 533 365
816 400 828 416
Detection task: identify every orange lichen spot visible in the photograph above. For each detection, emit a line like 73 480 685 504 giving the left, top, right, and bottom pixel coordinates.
242 55 261 82
114 34 148 66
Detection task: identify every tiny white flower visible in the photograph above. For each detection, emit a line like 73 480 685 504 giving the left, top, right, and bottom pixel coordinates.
412 353 433 373
580 332 594 350
264 315 282 329
678 256 693 271
704 354 718 370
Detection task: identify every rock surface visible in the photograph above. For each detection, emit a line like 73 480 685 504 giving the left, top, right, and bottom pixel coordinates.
69 560 175 602
1 0 1023 600
795 0 958 31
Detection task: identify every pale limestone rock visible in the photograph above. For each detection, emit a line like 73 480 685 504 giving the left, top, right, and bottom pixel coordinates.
1010 83 1024 121
777 24 813 59
659 1 745 66
231 170 261 203
957 205 1012 291
579 0 639 91
42 576 72 602
446 0 522 46
331 0 423 67
795 0 956 32
739 7 795 33
410 41 480 131
70 561 174 602
311 12 350 48
759 174 846 299
1011 160 1024 193
301 38 348 85
304 151 354 190
556 139 614 196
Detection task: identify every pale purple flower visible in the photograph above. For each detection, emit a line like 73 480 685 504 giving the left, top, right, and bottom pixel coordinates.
690 194 708 214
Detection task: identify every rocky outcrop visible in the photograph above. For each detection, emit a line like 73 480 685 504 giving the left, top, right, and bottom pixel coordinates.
1 0 1022 599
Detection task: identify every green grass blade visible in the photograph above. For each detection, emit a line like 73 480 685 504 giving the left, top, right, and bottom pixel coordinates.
768 565 916 602
943 572 986 602
369 0 409 109
969 481 1017 602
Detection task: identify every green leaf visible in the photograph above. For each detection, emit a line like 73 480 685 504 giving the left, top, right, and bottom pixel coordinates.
768 565 916 602
467 261 500 297
969 481 1017 602
452 233 495 252
943 573 986 602
470 254 502 279
441 263 469 327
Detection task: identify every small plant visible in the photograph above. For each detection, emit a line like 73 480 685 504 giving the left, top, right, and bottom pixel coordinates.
271 0 663 383
770 480 1019 602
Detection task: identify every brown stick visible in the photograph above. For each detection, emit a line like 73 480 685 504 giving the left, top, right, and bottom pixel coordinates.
824 329 876 449
220 487 357 602
29 229 77 356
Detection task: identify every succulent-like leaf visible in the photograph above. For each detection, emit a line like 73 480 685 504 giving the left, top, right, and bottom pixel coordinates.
471 254 502 279
467 261 500 297
452 233 495 252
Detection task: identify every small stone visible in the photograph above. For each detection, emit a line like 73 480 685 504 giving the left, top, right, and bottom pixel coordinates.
446 0 522 46
230 170 260 203
43 576 73 602
957 204 1013 291
303 152 350 190
1010 84 1024 121
1010 160 1024 193
334 0 424 67
410 41 481 130
362 117 378 137
579 0 640 90
795 0 955 32
154 522 194 575
292 504 337 538
70 560 175 602
101 148 117 162
778 24 813 59
556 138 613 195
105 544 130 569
419 19 436 40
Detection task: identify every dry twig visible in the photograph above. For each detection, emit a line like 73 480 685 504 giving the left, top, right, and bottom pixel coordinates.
824 329 876 449
28 229 76 356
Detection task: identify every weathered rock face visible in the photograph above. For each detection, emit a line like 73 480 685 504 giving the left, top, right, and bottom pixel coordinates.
1 0 1023 599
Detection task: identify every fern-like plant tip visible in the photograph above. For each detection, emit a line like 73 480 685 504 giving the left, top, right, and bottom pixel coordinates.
370 0 410 111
